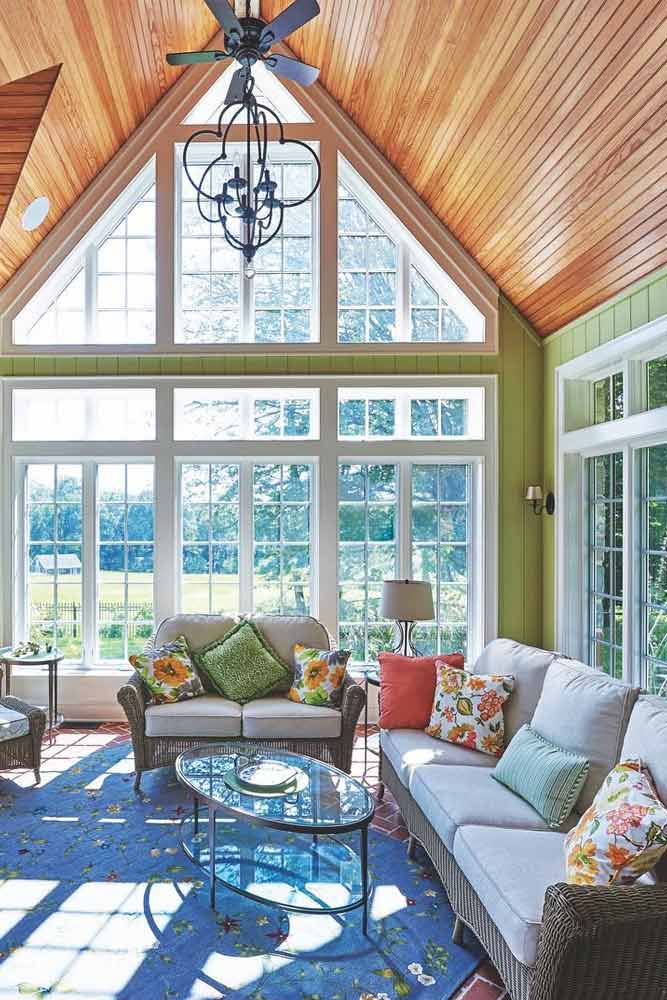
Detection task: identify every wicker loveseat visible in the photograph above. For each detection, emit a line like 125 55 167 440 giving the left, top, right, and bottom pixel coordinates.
379 639 667 1000
117 613 365 790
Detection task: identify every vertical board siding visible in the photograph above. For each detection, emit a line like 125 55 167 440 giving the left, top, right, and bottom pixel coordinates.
0 300 544 646
542 266 667 648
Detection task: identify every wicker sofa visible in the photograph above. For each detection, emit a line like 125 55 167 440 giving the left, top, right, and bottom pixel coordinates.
379 639 667 1000
118 613 365 790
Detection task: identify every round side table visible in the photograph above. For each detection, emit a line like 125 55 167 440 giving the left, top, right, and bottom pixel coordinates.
0 648 65 745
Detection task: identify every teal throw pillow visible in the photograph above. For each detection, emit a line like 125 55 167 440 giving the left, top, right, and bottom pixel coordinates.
192 620 291 704
492 724 590 828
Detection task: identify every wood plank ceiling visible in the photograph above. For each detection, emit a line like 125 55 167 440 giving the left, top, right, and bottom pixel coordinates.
0 0 666 335
0 66 60 229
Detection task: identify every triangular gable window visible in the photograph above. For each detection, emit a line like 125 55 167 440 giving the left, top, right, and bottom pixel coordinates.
14 160 156 345
184 61 313 125
337 155 485 343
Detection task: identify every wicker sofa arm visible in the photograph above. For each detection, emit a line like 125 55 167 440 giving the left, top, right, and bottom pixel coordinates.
532 881 667 1000
341 674 366 727
117 673 148 731
2 696 46 740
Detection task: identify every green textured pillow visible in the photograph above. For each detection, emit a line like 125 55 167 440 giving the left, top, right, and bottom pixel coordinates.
492 724 590 828
192 620 291 704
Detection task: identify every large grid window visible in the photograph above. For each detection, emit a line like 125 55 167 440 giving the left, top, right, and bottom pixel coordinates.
25 464 83 660
181 464 240 615
17 270 85 346
410 267 468 342
253 464 312 614
641 444 667 693
97 464 155 661
338 463 398 662
588 453 623 678
412 464 470 655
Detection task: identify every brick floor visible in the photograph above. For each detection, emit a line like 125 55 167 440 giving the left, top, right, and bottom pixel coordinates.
0 719 507 998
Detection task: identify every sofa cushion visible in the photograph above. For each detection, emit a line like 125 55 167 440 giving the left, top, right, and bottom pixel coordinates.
145 695 241 738
251 614 330 670
473 639 556 743
621 695 667 805
408 764 579 852
193 620 291 704
378 652 464 730
289 645 350 707
426 662 514 758
154 614 237 650
381 729 496 786
453 825 566 967
530 657 639 812
130 635 205 704
0 704 29 742
242 697 342 739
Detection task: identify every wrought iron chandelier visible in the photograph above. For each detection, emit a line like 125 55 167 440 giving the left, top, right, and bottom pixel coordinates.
170 0 322 279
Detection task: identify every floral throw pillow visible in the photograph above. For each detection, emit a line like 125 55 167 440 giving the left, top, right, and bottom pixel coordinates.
425 662 514 757
130 636 205 705
565 759 667 886
289 645 350 707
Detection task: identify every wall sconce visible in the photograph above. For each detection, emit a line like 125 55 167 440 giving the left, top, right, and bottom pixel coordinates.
525 485 555 515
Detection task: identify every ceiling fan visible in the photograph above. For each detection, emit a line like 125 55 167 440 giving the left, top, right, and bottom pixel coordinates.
167 0 320 101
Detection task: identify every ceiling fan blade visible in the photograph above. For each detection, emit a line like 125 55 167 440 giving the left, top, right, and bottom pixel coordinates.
265 53 319 86
203 0 244 37
166 50 224 65
225 67 249 103
260 0 320 47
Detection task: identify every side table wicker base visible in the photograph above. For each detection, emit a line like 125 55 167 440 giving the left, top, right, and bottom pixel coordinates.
0 697 46 785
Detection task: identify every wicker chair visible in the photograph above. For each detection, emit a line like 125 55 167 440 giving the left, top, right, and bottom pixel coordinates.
117 614 366 791
0 697 46 785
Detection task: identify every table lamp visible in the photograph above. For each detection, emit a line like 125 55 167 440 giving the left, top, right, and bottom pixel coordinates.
381 579 434 657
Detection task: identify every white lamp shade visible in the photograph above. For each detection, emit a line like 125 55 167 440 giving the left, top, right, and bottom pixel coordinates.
525 485 543 502
381 579 434 621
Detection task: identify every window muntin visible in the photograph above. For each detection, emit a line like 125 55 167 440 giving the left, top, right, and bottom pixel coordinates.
13 162 156 346
338 463 398 662
593 373 624 424
337 387 484 440
647 356 667 411
176 144 317 344
253 464 312 614
641 444 667 693
410 266 468 342
13 388 156 442
412 464 470 655
588 453 623 678
25 464 83 661
174 388 318 440
97 464 155 661
181 464 240 614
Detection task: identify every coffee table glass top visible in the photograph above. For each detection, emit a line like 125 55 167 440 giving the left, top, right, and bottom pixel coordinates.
176 745 374 832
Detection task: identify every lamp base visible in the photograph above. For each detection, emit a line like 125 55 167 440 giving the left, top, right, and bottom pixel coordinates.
391 620 423 657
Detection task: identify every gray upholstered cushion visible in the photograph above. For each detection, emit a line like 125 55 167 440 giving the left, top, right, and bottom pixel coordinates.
0 704 29 742
251 614 330 667
154 614 237 650
621 695 667 805
381 728 496 787
145 695 241 738
453 825 566 967
473 639 556 743
241 697 341 739
530 657 639 812
408 764 578 852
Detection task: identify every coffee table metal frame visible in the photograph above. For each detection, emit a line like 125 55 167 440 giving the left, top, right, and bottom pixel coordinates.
175 745 374 934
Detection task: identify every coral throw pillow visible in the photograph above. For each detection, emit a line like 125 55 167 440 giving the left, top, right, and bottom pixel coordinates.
289 645 351 707
130 636 204 705
379 652 464 730
425 662 514 757
565 759 667 885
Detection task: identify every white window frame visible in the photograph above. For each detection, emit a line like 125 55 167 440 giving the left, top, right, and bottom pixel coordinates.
1 374 497 671
555 315 667 686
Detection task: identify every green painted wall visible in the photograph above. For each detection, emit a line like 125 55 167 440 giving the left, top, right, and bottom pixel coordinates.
542 266 667 649
0 297 544 646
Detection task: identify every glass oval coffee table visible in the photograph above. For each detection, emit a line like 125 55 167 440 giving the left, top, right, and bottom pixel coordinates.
175 745 375 933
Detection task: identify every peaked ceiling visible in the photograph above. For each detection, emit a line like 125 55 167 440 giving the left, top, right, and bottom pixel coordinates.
0 0 666 336
0 65 60 229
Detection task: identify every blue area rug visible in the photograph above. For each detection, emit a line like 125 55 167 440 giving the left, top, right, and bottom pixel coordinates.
0 742 482 1000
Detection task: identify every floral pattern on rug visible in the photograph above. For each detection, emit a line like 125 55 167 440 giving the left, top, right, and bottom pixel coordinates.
0 743 481 1000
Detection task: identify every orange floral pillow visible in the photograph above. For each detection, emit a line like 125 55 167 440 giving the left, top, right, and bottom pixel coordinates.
425 662 514 757
130 636 204 704
289 645 350 707
565 759 667 885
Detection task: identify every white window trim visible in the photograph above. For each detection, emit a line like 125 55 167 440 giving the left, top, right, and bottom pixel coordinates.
555 314 667 684
1 374 498 671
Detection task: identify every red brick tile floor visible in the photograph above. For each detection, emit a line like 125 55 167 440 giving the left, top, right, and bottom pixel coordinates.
0 720 507 998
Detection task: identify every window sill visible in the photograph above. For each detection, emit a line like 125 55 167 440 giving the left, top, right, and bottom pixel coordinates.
8 663 133 679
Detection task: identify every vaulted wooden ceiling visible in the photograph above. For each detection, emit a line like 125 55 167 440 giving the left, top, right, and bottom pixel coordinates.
0 0 666 335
